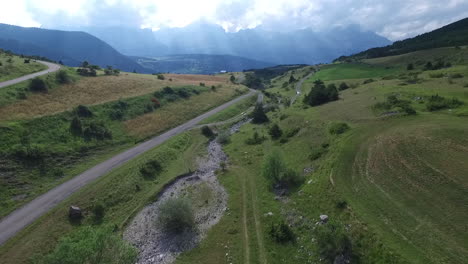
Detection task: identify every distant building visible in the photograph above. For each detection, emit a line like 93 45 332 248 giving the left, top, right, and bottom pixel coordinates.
220 70 227 73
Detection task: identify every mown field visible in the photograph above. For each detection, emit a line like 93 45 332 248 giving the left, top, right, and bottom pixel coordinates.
0 52 47 82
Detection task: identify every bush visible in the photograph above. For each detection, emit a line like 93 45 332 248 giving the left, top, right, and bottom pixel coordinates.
83 122 112 141
92 202 105 221
201 126 215 138
199 82 205 87
70 117 83 137
328 122 350 135
139 159 163 179
56 70 71 84
407 63 414 70
426 95 463 111
450 73 463 79
315 221 353 263
39 226 137 264
262 150 303 189
75 105 93 118
29 77 48 92
157 74 165 80
362 79 375 84
269 124 283 139
338 82 349 91
217 130 230 145
269 221 295 243
429 73 444 78
158 198 195 233
245 131 265 145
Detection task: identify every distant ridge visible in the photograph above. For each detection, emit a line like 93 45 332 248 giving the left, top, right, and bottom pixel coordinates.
336 17 468 61
0 23 145 72
132 54 275 74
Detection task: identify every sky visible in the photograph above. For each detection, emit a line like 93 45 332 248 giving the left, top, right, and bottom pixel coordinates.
0 0 468 40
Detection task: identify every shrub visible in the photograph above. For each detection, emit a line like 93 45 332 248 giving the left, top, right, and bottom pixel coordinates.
140 159 163 179
201 126 215 138
56 70 71 84
109 109 124 120
29 77 48 92
262 150 285 184
157 74 165 80
269 221 295 243
310 147 326 160
315 221 353 263
450 73 463 79
75 105 93 118
92 202 105 221
70 117 83 137
328 122 350 135
217 130 230 145
406 63 414 70
338 82 349 91
401 104 417 115
199 82 205 87
83 122 112 141
269 124 283 139
362 79 375 84
245 131 265 145
429 73 444 78
426 95 463 111
158 198 195 233
230 75 235 83
24 59 30 63
39 226 137 264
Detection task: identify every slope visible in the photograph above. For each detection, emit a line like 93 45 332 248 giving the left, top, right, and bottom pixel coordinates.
0 23 145 72
337 17 468 61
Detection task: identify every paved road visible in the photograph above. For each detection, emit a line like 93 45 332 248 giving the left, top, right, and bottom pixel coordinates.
0 89 257 246
0 61 61 89
290 68 316 106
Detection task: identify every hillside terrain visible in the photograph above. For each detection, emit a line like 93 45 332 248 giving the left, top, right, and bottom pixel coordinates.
337 17 468 61
0 23 145 72
0 51 47 82
132 54 274 74
0 19 467 264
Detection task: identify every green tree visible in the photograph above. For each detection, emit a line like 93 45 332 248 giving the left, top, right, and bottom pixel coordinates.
269 124 283 139
56 70 71 84
251 103 269 124
230 75 236 83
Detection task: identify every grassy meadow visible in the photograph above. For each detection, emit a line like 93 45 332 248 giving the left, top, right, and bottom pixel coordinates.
0 68 248 218
0 46 467 264
0 53 47 82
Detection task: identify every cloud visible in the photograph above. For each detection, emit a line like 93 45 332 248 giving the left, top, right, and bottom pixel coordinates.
1 0 468 40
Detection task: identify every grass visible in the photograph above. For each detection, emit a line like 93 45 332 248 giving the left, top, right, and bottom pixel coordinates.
307 63 401 82
0 53 47 82
1 47 467 264
334 116 468 264
0 71 232 121
0 130 207 264
198 95 256 124
0 72 248 218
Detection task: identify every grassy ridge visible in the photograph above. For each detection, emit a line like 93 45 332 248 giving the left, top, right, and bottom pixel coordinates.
0 53 47 82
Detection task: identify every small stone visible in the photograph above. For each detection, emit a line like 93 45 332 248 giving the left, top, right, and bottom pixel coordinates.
320 214 329 223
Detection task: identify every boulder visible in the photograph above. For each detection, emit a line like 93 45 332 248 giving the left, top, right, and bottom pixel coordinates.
69 206 82 219
319 214 328 223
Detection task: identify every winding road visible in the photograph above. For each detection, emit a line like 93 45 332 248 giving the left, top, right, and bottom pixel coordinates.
0 88 257 246
290 68 316 106
0 61 61 89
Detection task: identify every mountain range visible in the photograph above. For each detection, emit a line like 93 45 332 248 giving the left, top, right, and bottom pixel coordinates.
69 22 392 65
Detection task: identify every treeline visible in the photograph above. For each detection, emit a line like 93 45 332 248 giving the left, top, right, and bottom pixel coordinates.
243 64 307 89
336 17 468 61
